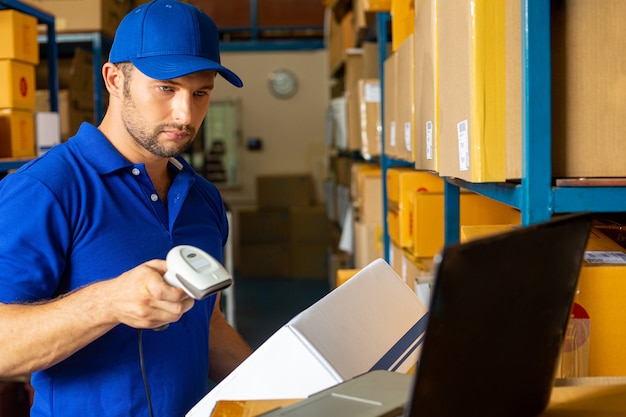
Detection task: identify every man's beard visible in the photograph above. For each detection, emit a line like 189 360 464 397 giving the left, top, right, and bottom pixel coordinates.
121 95 196 158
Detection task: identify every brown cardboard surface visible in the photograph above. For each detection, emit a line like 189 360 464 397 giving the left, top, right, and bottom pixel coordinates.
256 174 315 209
383 52 398 159
21 0 130 38
395 34 415 162
345 49 365 151
551 0 626 178
413 0 439 172
0 10 39 65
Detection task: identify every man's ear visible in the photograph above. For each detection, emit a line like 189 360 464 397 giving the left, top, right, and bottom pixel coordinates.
102 62 124 98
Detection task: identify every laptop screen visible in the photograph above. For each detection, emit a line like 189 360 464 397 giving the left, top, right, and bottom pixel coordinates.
407 213 591 417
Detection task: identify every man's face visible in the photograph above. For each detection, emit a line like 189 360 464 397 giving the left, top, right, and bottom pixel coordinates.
120 65 216 158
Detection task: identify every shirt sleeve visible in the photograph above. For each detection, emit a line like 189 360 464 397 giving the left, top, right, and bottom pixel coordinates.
0 172 71 303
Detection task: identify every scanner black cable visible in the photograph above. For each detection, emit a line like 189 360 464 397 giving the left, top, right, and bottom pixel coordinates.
138 329 156 417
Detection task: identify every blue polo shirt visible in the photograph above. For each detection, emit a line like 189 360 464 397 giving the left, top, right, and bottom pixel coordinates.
0 123 228 416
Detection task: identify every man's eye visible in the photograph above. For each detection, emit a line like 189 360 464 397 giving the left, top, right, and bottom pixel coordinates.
195 91 209 97
160 86 174 92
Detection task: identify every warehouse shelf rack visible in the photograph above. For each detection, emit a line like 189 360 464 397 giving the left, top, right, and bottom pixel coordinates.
38 32 113 124
0 0 57 171
377 0 626 262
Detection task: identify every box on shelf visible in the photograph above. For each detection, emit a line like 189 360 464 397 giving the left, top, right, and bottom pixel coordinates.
362 41 388 80
353 220 383 268
388 240 434 295
574 228 626 376
345 49 365 152
413 0 439 172
391 0 415 52
357 78 381 158
349 161 380 202
21 0 131 38
256 174 315 209
551 0 626 178
411 191 521 257
351 165 382 225
361 0 391 12
0 109 35 158
387 168 443 249
395 34 415 162
34 111 61 155
0 10 39 65
437 1 521 182
35 89 94 141
187 258 428 416
0 60 36 110
383 52 397 159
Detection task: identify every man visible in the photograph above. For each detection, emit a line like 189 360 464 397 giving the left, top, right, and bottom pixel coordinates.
0 1 252 415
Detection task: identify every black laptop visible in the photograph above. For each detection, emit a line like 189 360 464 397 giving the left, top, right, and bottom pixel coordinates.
258 212 592 417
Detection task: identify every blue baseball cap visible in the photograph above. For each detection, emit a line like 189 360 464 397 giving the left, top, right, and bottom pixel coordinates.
109 0 243 87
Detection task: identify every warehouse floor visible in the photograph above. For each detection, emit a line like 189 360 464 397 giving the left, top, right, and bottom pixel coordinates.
232 277 331 349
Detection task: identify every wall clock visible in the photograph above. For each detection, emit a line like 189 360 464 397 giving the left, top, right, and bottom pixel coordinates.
268 68 298 99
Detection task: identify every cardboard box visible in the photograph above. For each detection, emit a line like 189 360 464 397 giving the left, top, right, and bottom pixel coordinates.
395 34 415 162
238 209 290 244
0 60 36 110
383 52 398 159
290 242 329 280
353 220 383 268
345 49 365 152
386 167 443 204
356 172 382 225
437 1 521 182
391 0 414 52
362 41 387 79
335 268 359 287
361 0 391 12
256 174 315 209
34 111 61 155
289 206 331 244
387 168 443 249
574 228 626 376
411 191 520 257
551 0 626 178
36 89 94 141
0 10 39 65
413 0 439 172
187 258 428 416
237 243 291 279
21 0 131 38
357 78 381 158
0 109 35 158
349 161 380 201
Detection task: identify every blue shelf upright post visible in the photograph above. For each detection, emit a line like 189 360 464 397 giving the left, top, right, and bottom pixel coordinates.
521 0 553 225
377 11 392 262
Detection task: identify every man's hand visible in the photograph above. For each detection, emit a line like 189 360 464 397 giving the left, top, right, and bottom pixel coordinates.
107 259 195 329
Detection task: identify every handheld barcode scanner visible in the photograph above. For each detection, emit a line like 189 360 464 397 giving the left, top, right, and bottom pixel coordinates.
163 245 232 300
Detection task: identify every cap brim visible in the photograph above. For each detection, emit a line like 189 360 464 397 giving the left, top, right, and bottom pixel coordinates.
131 55 243 88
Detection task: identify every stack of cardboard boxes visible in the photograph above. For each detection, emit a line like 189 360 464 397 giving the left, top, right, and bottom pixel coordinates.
237 174 331 280
36 48 97 141
0 9 39 159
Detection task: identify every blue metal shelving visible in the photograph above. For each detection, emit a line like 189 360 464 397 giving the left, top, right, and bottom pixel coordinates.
378 0 626 260
0 0 57 171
